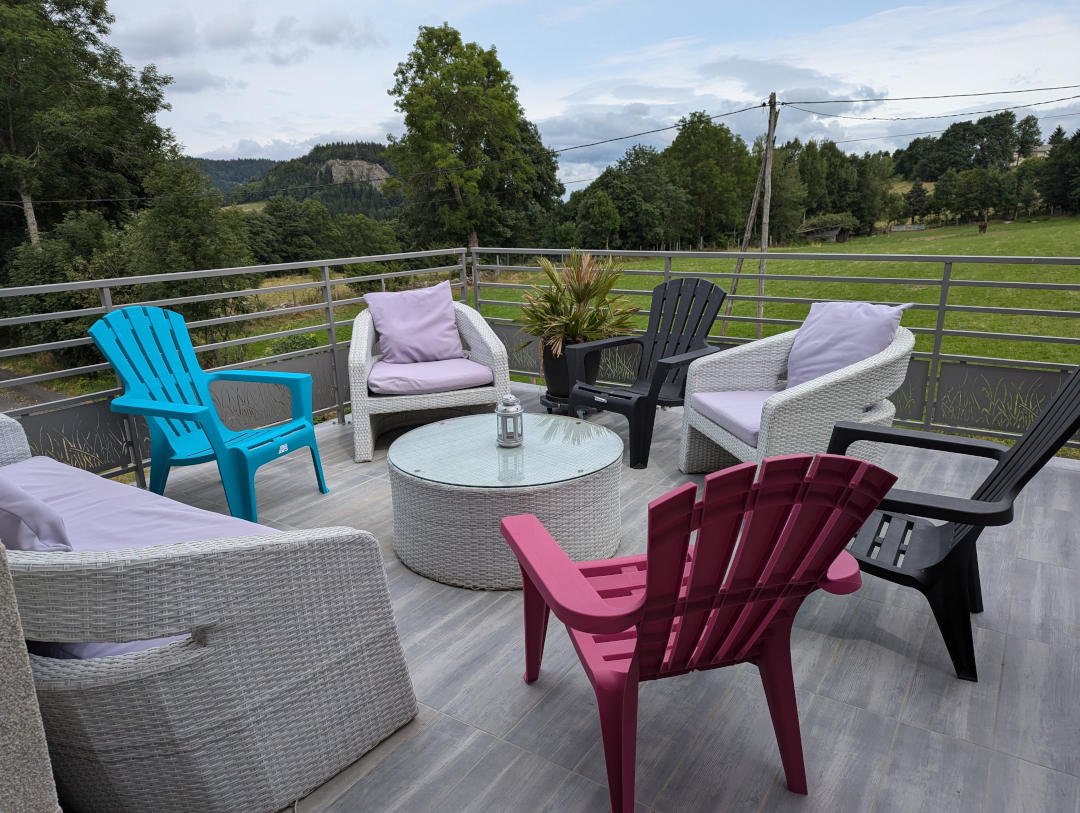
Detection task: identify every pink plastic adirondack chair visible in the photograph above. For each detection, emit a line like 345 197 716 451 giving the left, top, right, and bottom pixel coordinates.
501 454 897 812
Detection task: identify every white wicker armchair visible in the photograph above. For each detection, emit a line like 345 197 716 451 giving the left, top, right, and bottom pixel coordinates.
1 417 416 813
348 301 511 462
679 327 914 472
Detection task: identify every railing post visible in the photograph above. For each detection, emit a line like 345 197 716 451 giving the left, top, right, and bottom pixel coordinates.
459 249 469 303
99 286 148 489
321 265 346 425
664 256 672 283
925 260 952 429
472 252 482 311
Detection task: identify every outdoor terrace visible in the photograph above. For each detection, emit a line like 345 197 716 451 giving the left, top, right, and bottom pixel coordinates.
159 383 1080 813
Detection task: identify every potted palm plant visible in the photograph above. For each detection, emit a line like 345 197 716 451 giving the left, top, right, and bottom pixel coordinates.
517 250 639 410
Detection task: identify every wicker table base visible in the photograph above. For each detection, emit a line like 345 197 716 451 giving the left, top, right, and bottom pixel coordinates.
387 415 622 589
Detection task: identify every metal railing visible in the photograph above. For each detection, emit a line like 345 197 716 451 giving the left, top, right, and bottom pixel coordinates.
1 245 1077 477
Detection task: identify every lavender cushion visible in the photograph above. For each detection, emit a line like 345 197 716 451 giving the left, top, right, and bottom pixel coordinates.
368 358 494 395
0 475 72 552
786 302 911 389
691 390 778 448
364 281 464 364
7 456 274 658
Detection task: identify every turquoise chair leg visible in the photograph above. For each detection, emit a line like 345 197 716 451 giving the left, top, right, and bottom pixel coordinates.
149 462 171 495
310 443 329 494
219 458 259 523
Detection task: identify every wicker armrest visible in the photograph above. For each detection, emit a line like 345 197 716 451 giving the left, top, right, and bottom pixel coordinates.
347 310 378 389
454 303 509 385
0 413 32 466
686 331 796 395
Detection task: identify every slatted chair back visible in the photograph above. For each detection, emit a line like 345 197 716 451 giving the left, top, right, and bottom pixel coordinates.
635 454 895 681
633 278 726 400
956 368 1080 540
89 306 216 455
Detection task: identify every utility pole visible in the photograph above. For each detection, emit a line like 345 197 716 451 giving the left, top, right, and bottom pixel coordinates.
719 94 778 337
756 92 779 338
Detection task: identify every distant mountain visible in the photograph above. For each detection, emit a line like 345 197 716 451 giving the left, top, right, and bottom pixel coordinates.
228 141 397 219
187 157 280 193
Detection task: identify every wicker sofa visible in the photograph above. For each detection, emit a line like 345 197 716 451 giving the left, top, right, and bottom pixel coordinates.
0 414 416 813
349 300 511 462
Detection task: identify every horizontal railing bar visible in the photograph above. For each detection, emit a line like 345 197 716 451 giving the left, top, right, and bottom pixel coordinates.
2 387 120 417
128 280 325 309
0 305 107 328
0 362 110 388
0 248 468 297
472 247 1080 265
185 302 328 330
0 336 95 358
935 329 1079 344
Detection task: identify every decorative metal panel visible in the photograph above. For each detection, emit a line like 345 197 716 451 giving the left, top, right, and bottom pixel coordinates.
894 358 929 422
19 398 147 474
935 362 1072 433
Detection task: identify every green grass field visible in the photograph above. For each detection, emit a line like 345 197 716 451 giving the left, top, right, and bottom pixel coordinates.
477 217 1080 364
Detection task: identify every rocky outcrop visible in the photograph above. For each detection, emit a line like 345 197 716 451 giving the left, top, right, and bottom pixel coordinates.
321 159 390 189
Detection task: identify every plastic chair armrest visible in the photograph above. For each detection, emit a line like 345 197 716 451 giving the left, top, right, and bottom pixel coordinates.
879 489 1014 526
828 421 1007 460
501 514 642 633
821 551 862 595
564 336 643 386
111 396 208 420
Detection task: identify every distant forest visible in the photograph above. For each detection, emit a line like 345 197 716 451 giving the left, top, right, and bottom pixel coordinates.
186 157 280 193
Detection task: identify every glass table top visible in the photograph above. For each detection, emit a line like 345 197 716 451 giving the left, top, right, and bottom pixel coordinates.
387 413 623 488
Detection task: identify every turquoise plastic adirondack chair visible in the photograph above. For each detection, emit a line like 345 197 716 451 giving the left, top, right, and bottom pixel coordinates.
89 306 328 522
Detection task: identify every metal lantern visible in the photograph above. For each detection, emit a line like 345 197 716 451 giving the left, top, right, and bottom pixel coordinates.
495 393 524 447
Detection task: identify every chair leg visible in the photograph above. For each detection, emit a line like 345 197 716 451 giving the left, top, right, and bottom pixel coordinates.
627 406 656 469
353 414 375 463
756 632 808 795
148 461 171 495
966 547 984 614
594 677 639 813
521 570 550 683
309 443 329 494
924 580 978 681
220 464 259 523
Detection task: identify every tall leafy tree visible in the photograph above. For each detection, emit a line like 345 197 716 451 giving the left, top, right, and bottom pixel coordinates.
664 112 753 248
0 0 170 248
577 189 620 249
385 23 562 248
904 181 928 222
1014 116 1042 165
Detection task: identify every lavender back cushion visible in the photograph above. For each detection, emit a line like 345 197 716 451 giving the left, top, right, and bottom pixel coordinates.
786 302 911 389
364 281 464 363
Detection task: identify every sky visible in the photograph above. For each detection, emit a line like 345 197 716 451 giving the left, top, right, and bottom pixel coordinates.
105 0 1080 189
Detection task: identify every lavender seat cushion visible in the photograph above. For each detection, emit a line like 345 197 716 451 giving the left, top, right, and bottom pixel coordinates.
368 358 494 395
364 281 465 363
6 456 274 659
691 390 779 449
786 302 910 389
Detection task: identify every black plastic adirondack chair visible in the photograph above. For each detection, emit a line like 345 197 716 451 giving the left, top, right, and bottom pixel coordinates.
565 278 726 468
827 367 1080 681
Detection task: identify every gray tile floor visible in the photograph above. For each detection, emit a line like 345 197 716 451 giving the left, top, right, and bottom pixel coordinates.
164 384 1080 813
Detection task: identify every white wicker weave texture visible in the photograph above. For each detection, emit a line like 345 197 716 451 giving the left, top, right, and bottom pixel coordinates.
387 414 623 589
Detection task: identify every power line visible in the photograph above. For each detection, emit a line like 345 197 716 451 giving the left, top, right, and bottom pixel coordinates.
785 93 1080 121
781 83 1080 105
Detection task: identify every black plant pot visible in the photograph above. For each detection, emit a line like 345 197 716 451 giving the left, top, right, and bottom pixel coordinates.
540 343 600 412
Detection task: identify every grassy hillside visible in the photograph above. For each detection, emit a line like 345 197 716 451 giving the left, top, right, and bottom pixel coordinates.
479 217 1080 365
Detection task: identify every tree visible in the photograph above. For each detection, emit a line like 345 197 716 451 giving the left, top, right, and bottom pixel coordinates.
796 140 829 215
763 146 806 243
385 23 563 248
1015 115 1042 164
664 112 753 248
904 181 928 223
577 189 620 249
850 151 894 234
0 0 171 247
973 112 1017 171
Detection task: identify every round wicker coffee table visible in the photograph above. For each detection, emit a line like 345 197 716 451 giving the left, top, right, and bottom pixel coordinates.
387 413 623 589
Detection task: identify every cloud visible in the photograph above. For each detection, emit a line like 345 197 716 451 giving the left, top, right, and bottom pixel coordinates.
114 14 199 59
307 16 386 49
168 68 240 94
196 129 390 160
204 13 257 49
268 46 312 67
539 0 621 26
